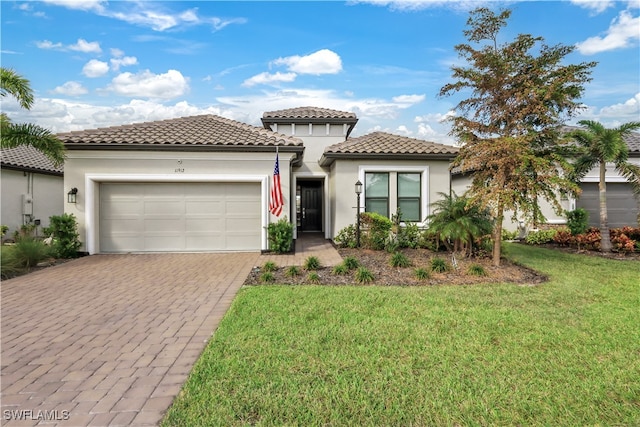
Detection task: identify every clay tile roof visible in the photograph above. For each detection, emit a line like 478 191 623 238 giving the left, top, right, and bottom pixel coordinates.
263 106 357 121
57 114 304 149
1 145 63 175
625 132 640 153
324 131 458 156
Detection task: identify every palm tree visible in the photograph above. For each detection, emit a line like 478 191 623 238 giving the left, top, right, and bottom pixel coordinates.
570 120 640 252
427 192 493 256
1 67 65 167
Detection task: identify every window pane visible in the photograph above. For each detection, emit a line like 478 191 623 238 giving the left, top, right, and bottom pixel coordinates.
366 199 388 217
365 173 389 197
398 199 420 222
398 173 420 197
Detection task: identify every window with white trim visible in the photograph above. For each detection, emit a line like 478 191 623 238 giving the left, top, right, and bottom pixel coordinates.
397 172 421 221
365 172 389 217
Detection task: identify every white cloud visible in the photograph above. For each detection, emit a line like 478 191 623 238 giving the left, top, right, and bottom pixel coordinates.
242 72 297 87
82 59 109 78
392 94 425 104
69 38 101 53
110 56 138 71
51 81 88 96
576 10 640 54
36 38 101 53
105 69 189 99
349 0 490 12
272 49 342 75
107 5 245 32
570 0 615 14
41 0 106 12
415 110 456 123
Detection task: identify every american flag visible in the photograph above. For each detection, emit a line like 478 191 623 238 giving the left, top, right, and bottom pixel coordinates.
269 151 284 216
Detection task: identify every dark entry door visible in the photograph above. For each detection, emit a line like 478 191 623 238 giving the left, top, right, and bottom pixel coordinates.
301 183 322 232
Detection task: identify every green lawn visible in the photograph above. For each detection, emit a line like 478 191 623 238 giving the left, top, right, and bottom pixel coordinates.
163 244 640 426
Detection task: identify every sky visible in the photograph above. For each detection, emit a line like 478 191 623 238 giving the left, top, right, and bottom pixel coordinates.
1 0 639 145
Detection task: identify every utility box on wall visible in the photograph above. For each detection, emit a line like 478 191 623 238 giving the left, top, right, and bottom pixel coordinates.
22 194 34 215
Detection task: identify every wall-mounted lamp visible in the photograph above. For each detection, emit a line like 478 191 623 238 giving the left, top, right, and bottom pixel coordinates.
67 188 78 204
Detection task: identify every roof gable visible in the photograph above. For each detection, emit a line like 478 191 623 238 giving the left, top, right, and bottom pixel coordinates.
320 131 458 166
57 114 304 151
262 106 357 121
1 145 63 175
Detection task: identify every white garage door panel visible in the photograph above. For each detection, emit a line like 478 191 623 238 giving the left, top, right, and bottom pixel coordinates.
100 182 261 252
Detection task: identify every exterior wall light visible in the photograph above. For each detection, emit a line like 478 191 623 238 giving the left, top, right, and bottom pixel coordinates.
67 188 78 204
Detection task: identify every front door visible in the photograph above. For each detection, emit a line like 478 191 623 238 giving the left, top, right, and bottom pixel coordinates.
300 182 322 232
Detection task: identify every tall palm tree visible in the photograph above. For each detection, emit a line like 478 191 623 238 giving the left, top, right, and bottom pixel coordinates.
1 67 65 167
570 120 640 252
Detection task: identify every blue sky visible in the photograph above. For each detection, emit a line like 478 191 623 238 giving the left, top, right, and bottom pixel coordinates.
2 0 639 145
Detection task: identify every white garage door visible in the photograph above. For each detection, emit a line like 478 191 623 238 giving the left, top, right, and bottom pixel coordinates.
577 183 639 228
100 182 261 252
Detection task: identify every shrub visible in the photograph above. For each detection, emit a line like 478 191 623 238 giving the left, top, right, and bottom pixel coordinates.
262 261 278 272
468 264 487 276
46 213 81 258
306 272 321 284
414 267 430 280
566 208 589 236
11 238 52 268
342 256 360 270
267 217 294 253
525 229 557 245
355 266 375 284
553 227 574 246
332 264 349 275
304 256 321 271
396 222 421 249
260 272 275 283
360 212 392 250
575 228 601 251
418 229 443 252
430 257 450 273
390 252 411 268
611 233 636 253
1 225 8 238
334 224 358 248
1 246 23 279
285 266 300 277
501 229 518 241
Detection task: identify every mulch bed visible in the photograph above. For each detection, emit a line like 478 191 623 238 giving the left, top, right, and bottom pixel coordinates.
244 246 548 287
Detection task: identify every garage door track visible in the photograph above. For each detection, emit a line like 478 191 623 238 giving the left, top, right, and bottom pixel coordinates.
1 253 258 426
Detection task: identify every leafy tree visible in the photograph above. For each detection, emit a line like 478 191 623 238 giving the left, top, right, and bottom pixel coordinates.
439 8 596 266
569 120 640 252
427 192 492 257
1 67 65 167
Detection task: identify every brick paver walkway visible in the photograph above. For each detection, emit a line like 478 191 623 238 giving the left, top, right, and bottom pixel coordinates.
1 253 259 426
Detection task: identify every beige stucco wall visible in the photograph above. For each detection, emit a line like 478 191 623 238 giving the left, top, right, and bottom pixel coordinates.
328 158 453 238
64 150 293 252
1 169 64 238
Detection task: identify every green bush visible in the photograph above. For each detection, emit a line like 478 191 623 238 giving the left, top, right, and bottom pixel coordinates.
1 225 8 238
525 229 557 245
418 229 443 251
334 224 358 248
430 257 450 273
11 238 52 268
46 213 81 258
355 266 375 284
566 208 589 236
307 272 321 284
361 212 392 250
1 246 24 279
332 264 349 275
267 217 294 253
414 267 430 280
468 264 487 276
390 252 411 268
262 261 278 272
304 256 321 271
501 229 518 241
342 256 360 270
260 272 275 283
285 266 300 277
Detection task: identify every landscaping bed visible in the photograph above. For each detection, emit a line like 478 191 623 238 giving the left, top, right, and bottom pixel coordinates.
244 246 548 286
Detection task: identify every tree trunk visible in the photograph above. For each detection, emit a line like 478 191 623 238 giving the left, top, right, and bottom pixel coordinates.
493 201 504 267
599 161 612 252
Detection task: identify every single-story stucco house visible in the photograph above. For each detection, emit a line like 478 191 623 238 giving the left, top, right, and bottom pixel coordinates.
1 145 64 239
57 107 459 254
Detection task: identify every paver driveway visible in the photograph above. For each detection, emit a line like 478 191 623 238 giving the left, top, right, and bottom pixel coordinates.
1 252 259 426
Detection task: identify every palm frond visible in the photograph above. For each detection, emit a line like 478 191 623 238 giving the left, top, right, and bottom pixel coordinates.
1 122 66 167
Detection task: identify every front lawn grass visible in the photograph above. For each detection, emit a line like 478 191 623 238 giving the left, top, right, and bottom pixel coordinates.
163 244 640 426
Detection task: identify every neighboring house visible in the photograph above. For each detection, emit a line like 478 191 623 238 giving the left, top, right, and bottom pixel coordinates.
452 131 640 231
1 145 64 239
57 107 458 254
